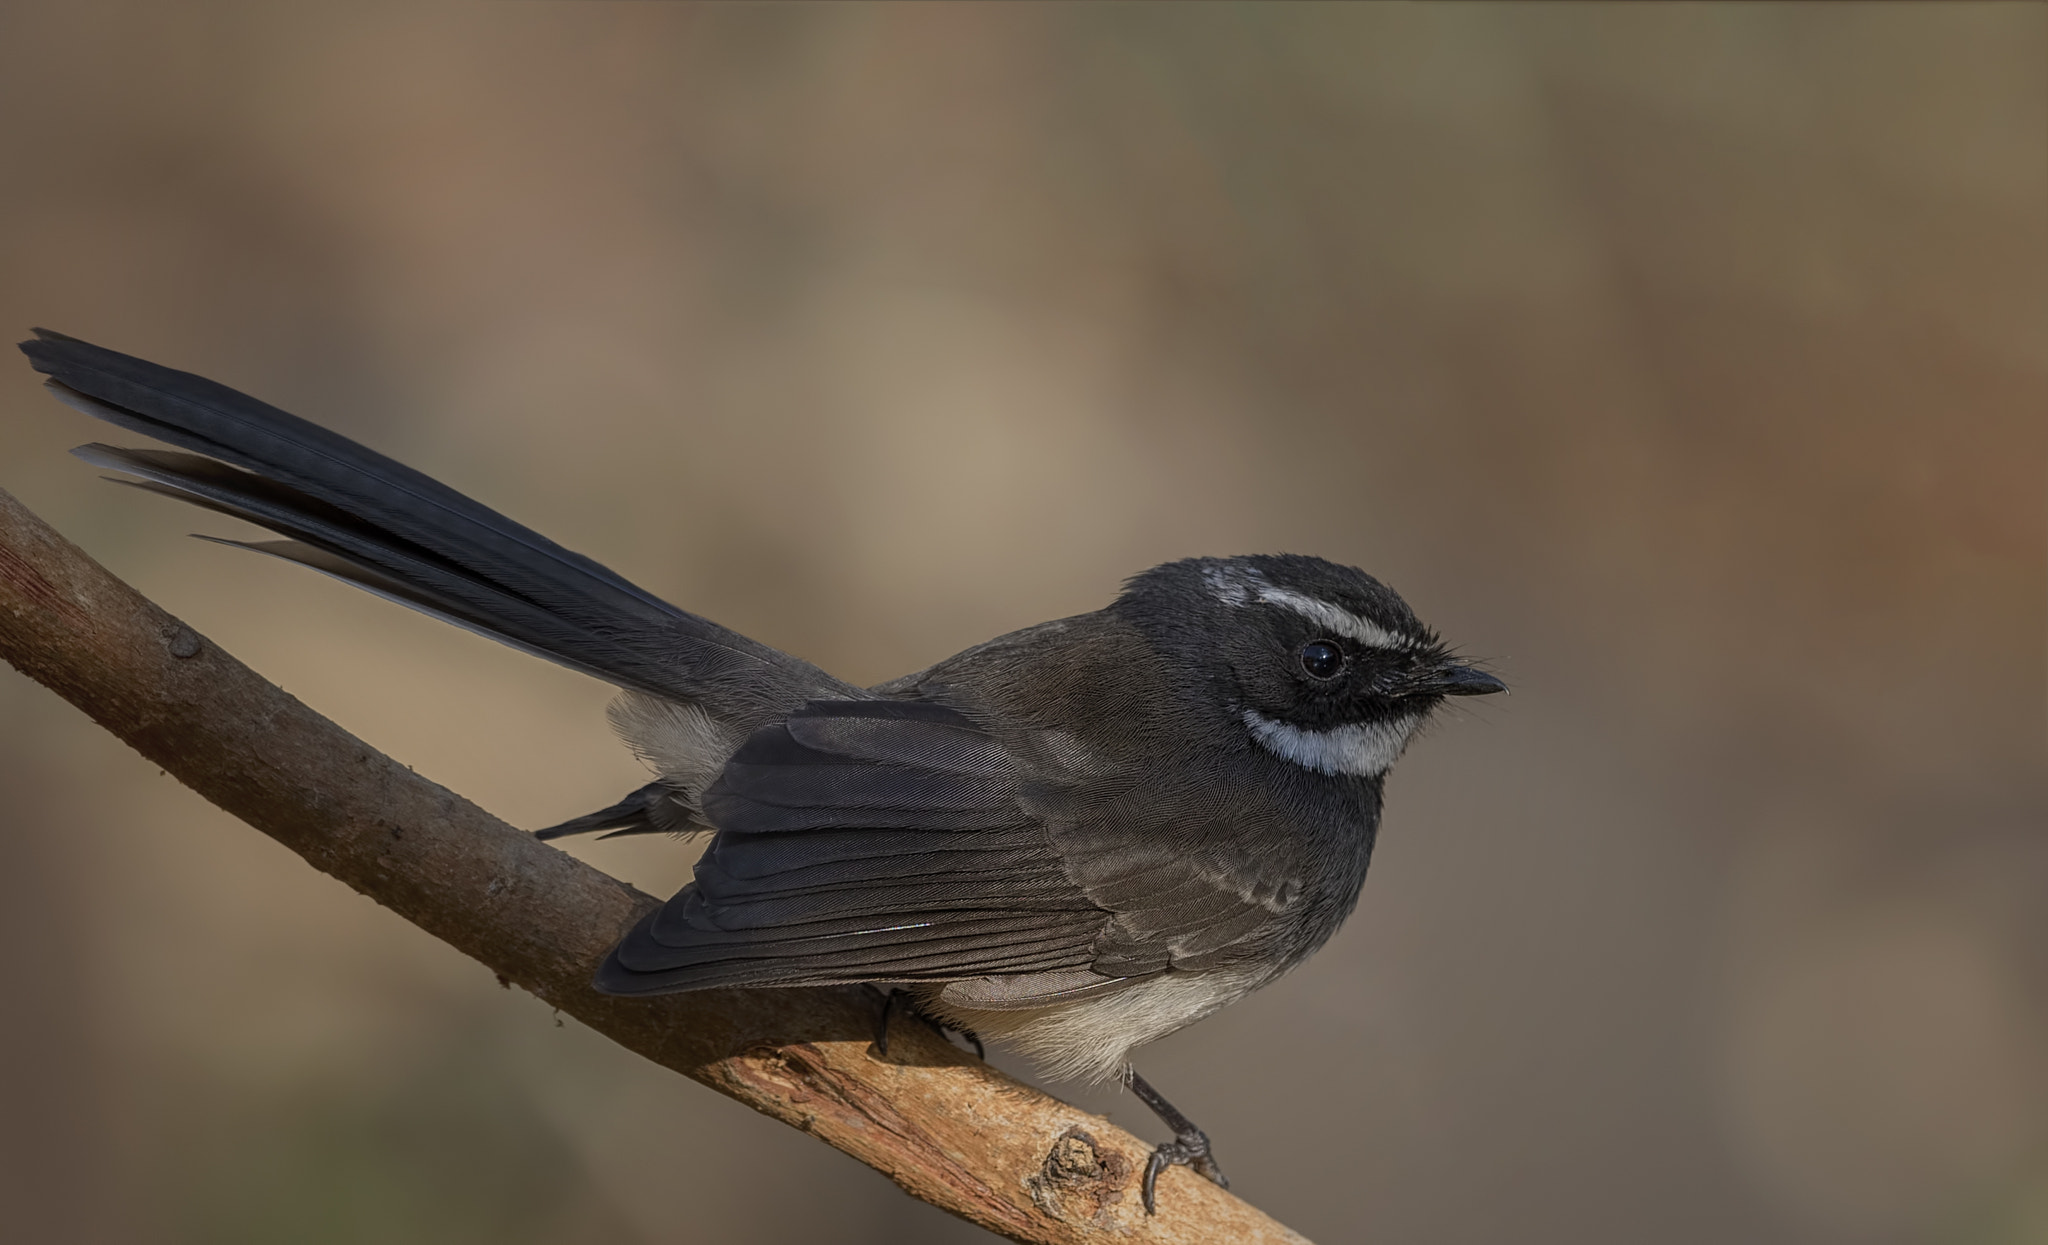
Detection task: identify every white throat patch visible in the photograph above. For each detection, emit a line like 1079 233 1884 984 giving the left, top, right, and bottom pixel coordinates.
1244 709 1421 777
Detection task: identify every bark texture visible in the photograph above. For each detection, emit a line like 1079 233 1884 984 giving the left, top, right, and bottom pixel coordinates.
0 485 1312 1245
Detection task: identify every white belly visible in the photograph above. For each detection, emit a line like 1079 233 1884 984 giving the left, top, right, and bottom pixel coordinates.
919 967 1267 1084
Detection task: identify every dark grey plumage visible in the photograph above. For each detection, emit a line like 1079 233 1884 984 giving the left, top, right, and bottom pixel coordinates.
23 328 1505 1209
21 329 850 714
601 659 1382 1006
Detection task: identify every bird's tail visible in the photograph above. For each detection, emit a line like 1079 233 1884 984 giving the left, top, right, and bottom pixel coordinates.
19 329 844 708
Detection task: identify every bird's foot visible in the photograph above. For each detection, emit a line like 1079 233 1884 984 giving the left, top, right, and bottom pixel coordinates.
865 986 985 1060
1128 1071 1228 1215
1141 1130 1227 1215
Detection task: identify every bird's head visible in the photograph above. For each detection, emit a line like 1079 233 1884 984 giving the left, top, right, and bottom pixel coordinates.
1115 554 1505 778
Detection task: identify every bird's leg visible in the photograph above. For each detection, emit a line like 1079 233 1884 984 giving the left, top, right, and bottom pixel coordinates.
866 985 906 1057
865 986 984 1060
1127 1070 1228 1215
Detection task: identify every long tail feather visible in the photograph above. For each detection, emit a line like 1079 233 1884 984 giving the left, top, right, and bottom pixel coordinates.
24 330 849 709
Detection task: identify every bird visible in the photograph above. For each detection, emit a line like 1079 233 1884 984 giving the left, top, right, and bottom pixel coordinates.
20 328 1505 1213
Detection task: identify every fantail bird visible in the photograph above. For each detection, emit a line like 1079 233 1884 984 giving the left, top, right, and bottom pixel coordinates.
20 329 1504 1213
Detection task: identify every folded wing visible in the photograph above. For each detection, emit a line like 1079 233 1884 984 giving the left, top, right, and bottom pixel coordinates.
598 700 1300 996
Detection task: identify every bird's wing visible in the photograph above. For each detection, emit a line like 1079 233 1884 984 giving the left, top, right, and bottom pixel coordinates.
597 699 1301 995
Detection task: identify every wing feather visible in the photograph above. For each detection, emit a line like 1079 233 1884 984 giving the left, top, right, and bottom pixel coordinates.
599 701 1116 992
596 699 1304 995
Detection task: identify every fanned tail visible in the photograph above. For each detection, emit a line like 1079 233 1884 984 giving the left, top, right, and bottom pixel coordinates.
21 329 849 710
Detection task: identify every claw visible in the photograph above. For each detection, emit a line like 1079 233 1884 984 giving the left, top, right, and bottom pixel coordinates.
864 984 900 1057
867 987 986 1062
1139 1129 1228 1214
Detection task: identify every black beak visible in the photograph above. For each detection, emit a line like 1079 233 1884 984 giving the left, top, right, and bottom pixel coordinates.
1427 664 1507 697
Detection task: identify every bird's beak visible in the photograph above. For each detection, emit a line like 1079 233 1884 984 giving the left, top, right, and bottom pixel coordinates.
1423 663 1507 697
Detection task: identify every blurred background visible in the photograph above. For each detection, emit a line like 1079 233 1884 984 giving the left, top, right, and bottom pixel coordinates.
0 4 2041 1243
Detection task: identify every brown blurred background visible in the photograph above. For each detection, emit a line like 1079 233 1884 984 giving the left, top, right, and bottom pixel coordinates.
0 4 2042 1243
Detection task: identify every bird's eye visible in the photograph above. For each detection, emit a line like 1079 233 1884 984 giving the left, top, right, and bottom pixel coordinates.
1298 640 1345 680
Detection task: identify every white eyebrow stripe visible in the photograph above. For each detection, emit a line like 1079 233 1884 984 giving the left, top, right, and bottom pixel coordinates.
1244 709 1421 777
1203 564 1253 606
1253 586 1415 651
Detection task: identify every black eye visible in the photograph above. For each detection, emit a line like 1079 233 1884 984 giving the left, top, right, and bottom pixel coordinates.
1298 640 1345 680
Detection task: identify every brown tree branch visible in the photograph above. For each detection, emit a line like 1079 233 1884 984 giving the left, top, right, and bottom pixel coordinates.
0 484 1313 1245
